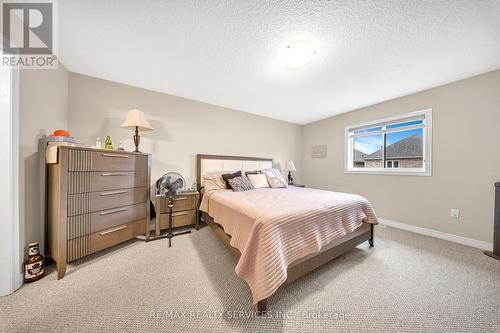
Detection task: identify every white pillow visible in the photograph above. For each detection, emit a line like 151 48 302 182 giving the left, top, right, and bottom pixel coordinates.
262 168 288 188
203 172 226 191
247 173 270 188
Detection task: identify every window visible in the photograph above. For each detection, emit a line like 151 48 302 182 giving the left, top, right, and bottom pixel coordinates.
386 160 400 168
345 110 432 176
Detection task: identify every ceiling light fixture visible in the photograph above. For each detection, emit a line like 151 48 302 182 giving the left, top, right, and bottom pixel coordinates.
280 40 317 69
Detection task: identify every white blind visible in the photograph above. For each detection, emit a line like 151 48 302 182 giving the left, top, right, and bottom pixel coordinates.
348 114 426 135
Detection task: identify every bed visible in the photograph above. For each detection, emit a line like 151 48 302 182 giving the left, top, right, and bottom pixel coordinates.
196 154 379 312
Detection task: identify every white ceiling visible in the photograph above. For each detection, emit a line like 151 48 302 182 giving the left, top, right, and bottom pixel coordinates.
59 1 500 125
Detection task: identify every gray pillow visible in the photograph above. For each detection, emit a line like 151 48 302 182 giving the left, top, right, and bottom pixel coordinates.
228 176 254 192
222 171 242 189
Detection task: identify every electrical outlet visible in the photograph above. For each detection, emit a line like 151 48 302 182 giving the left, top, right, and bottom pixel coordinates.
450 209 460 219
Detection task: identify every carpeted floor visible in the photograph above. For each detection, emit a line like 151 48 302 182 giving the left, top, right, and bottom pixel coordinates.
1 224 499 333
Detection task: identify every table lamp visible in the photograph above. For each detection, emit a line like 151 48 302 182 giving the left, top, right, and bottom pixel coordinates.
121 109 153 152
286 160 296 185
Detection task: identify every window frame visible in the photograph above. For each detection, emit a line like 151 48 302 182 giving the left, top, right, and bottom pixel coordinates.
344 109 432 176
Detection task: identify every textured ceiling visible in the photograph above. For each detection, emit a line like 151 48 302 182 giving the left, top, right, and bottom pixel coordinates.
59 1 500 124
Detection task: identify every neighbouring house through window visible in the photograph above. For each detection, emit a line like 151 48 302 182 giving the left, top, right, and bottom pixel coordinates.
386 160 400 168
345 109 432 176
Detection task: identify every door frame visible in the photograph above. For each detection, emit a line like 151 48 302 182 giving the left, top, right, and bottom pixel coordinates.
0 66 22 296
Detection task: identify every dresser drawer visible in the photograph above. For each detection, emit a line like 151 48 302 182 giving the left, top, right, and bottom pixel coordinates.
158 194 198 213
91 203 146 233
159 210 196 229
90 219 145 254
91 151 147 171
67 187 148 217
90 187 148 212
91 172 147 192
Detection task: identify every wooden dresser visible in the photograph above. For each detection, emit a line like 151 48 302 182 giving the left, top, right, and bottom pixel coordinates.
47 147 151 279
155 191 200 237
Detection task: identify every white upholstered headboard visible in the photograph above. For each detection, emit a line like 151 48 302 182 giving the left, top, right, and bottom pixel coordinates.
196 154 273 189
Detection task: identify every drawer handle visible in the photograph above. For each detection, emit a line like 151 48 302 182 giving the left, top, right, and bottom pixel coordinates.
172 212 189 217
100 190 127 196
101 173 129 176
100 225 127 235
174 197 188 201
100 208 127 216
101 153 129 159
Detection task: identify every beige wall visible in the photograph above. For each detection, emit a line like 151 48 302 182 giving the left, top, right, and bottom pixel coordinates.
68 73 302 187
19 65 69 258
301 70 500 243
19 68 499 252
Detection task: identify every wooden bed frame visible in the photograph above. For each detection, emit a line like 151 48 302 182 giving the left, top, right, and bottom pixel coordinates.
196 154 374 313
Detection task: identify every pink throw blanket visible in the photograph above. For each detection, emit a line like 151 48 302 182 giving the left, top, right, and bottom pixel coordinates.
199 187 378 304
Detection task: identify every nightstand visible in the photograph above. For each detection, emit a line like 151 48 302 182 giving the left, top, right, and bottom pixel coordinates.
291 184 305 188
155 191 200 237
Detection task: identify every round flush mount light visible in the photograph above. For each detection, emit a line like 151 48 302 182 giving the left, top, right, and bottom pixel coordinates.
280 40 317 69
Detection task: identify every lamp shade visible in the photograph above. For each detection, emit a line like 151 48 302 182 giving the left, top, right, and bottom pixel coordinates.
121 109 153 131
286 160 297 171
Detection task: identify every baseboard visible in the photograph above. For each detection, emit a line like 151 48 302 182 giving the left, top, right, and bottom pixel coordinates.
379 219 493 251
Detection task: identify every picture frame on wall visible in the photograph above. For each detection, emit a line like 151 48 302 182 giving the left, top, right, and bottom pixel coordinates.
312 145 327 158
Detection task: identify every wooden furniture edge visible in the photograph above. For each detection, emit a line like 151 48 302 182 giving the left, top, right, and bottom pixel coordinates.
145 154 152 240
47 147 68 279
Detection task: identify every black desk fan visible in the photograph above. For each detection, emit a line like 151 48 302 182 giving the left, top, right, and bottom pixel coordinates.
155 173 191 247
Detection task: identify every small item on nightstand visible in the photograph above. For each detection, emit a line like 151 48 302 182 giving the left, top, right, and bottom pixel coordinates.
96 137 102 149
24 242 45 283
286 160 297 185
118 141 125 150
104 135 114 150
179 188 197 194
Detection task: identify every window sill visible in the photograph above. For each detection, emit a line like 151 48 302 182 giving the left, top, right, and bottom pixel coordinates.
345 169 432 177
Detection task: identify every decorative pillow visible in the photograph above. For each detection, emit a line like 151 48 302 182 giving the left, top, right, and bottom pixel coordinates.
247 173 270 188
228 176 254 192
262 168 288 188
222 171 242 189
203 172 226 191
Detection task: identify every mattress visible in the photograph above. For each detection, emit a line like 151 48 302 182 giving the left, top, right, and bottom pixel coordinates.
199 186 379 303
